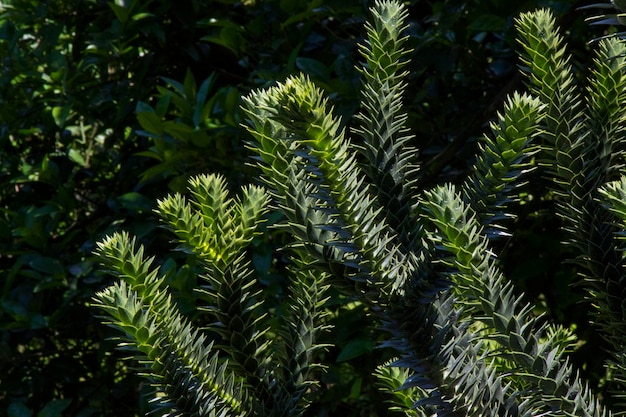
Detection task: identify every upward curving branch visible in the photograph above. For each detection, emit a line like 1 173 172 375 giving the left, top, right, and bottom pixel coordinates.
354 0 421 249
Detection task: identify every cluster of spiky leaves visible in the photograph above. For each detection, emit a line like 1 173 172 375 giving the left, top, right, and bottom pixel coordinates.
93 173 330 416
95 1 626 415
353 0 420 247
515 9 586 202
94 231 246 416
598 179 626 407
517 9 626 402
242 1 621 416
244 73 416 298
418 184 602 416
461 92 544 236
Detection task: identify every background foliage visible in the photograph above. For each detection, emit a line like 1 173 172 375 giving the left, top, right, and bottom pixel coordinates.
0 0 605 415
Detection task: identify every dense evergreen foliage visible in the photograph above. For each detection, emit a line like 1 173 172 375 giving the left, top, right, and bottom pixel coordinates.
4 0 625 416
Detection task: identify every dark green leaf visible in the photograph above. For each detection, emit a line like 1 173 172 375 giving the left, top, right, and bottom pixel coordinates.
117 192 153 213
51 106 70 128
336 339 376 362
8 402 33 417
183 68 197 101
296 57 330 82
137 112 163 135
468 14 507 33
28 256 65 276
36 399 72 417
